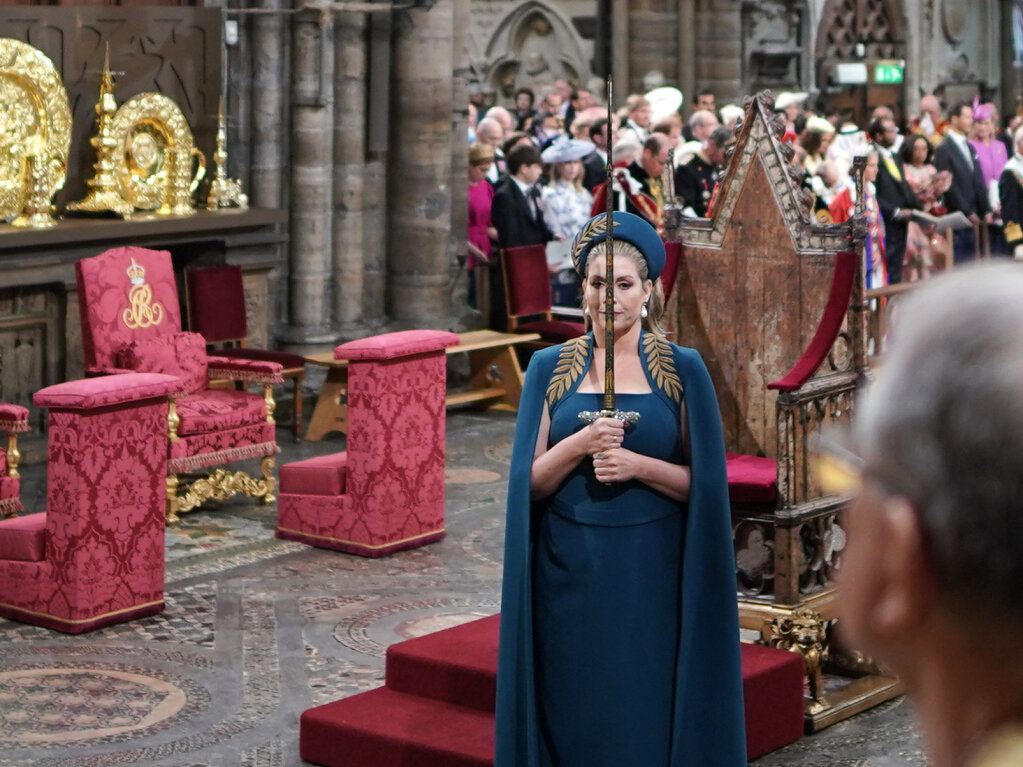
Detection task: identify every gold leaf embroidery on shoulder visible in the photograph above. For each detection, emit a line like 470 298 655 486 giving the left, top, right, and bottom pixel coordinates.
571 214 620 274
642 334 684 403
546 335 591 405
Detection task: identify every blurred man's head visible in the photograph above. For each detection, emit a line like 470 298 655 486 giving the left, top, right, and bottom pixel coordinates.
695 89 716 112
640 133 671 178
689 109 720 142
476 117 504 147
841 263 1023 675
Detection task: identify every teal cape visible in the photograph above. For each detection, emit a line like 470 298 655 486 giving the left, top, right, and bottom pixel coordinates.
494 332 747 766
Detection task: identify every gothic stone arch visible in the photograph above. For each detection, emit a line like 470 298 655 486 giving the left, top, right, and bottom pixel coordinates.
482 2 588 101
815 0 907 124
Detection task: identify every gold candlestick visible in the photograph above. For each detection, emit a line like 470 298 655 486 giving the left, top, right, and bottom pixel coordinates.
67 45 134 218
206 101 248 210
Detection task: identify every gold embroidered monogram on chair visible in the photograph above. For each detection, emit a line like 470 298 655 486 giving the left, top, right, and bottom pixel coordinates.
122 258 165 330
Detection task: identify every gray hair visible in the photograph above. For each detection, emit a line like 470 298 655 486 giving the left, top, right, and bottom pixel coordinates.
855 262 1023 623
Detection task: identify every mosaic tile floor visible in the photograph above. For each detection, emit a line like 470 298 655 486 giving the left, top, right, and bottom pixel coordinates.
0 408 925 766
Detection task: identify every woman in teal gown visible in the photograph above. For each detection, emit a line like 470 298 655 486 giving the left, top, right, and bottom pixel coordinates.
495 212 746 767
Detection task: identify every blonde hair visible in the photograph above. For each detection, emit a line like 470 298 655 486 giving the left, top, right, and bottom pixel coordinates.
582 240 668 338
552 159 585 191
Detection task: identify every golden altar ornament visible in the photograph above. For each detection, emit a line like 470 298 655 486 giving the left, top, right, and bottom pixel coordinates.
108 92 205 216
67 46 134 218
206 100 248 210
0 38 72 228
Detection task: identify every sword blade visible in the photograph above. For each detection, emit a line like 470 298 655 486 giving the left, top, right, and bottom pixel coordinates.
603 77 615 413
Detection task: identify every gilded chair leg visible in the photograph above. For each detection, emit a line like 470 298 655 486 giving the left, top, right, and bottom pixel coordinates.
166 474 181 524
6 434 21 480
260 456 276 505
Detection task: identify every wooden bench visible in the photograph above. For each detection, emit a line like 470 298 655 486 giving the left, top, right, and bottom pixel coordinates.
303 330 542 441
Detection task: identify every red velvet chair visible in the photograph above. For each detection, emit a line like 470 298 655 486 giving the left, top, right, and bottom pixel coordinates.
277 330 459 557
184 264 306 440
662 241 682 304
0 404 29 519
75 246 284 523
501 245 585 343
0 373 179 633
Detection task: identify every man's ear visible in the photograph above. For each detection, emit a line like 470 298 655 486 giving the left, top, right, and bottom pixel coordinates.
870 496 935 639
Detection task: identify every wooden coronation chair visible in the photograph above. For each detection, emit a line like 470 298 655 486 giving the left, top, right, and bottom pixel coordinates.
185 264 306 440
75 246 284 523
665 92 895 730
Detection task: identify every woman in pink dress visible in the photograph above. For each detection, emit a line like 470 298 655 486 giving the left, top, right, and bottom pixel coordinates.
970 102 1009 255
900 134 953 280
468 144 498 309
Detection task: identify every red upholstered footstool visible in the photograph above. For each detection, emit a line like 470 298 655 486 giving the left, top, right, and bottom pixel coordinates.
742 642 806 759
0 373 179 633
277 330 459 557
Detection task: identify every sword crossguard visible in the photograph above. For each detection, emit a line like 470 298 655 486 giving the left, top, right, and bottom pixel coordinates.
578 409 641 425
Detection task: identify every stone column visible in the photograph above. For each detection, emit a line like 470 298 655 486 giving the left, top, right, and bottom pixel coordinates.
678 0 695 117
612 0 630 96
628 0 678 93
251 0 286 209
386 0 455 325
285 8 336 351
333 12 367 332
362 11 391 328
449 0 472 325
250 0 287 343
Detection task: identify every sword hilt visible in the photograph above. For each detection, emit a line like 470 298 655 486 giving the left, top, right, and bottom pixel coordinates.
578 409 641 426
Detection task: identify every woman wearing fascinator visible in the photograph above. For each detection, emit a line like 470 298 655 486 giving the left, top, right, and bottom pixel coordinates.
495 211 746 767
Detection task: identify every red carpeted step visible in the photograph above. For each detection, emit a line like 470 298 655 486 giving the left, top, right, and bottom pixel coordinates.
301 614 805 765
300 686 494 767
385 614 500 711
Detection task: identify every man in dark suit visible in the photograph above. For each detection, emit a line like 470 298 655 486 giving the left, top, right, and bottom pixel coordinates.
491 143 554 249
869 117 920 283
489 144 557 329
933 100 991 262
583 118 611 192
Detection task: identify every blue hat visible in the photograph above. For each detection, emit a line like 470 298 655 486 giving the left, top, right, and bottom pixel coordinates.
571 211 666 280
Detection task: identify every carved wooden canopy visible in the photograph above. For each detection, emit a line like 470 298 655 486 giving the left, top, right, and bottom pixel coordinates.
663 91 863 457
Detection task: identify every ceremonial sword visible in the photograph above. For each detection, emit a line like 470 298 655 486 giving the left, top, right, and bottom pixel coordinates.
579 77 641 428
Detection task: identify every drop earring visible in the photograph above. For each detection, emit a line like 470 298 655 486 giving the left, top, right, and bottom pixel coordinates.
641 303 648 318
584 305 590 316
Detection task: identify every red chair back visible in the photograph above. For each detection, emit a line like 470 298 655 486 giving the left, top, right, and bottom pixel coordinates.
185 264 248 343
502 244 552 327
75 247 183 372
662 242 682 303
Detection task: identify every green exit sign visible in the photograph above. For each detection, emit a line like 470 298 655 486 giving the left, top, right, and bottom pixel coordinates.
874 62 904 84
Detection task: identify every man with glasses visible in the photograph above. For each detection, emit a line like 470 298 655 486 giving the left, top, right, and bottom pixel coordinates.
835 263 1023 767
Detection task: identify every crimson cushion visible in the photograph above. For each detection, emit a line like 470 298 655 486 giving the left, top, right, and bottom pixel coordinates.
119 331 208 394
336 330 459 362
175 390 267 436
516 320 585 343
726 453 778 503
280 453 349 496
215 347 306 370
34 373 181 410
0 512 46 562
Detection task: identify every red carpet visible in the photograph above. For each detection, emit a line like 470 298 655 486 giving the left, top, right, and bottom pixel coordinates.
300 614 804 766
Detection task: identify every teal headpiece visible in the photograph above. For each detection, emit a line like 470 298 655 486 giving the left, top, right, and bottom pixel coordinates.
571 211 666 280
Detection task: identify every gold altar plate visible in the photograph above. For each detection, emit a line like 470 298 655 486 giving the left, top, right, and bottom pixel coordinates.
109 92 204 216
0 38 71 225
